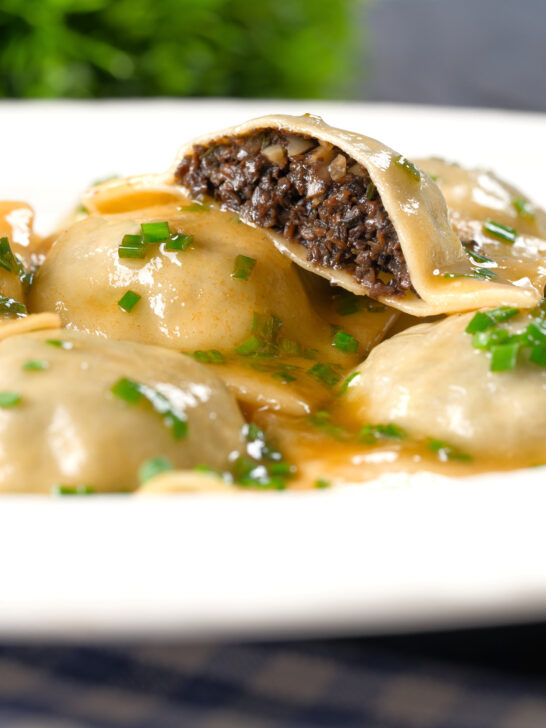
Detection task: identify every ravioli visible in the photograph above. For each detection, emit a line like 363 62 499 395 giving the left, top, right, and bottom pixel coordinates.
0 328 245 493
165 113 542 315
342 311 546 463
29 200 403 416
416 158 546 300
30 206 338 354
0 202 33 307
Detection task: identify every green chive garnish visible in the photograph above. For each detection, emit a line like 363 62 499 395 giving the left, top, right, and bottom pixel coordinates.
530 345 546 367
0 237 24 276
394 155 420 180
359 423 406 444
472 328 511 350
0 392 21 408
23 360 48 372
111 377 188 439
332 330 359 353
119 233 146 259
338 371 360 395
365 182 376 200
0 297 27 317
111 377 142 403
165 233 193 252
307 362 342 388
490 342 519 371
138 456 174 484
117 290 141 312
309 410 350 441
232 255 257 281
46 339 73 350
252 313 282 344
236 336 261 356
512 198 535 221
315 479 331 489
52 485 94 496
335 292 360 316
465 306 519 333
523 319 546 346
183 203 209 212
279 338 301 356
141 221 170 243
272 371 296 383
444 269 498 280
427 438 472 462
483 219 517 244
464 246 494 265
193 350 225 364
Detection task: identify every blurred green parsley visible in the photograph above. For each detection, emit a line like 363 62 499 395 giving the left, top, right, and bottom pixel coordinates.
0 0 361 99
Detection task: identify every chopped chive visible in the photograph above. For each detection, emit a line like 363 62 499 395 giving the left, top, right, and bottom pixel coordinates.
193 463 223 476
332 329 359 353
335 291 360 316
394 155 420 180
530 344 546 367
338 371 360 395
0 391 21 408
193 350 225 364
463 246 494 264
523 319 546 346
272 371 296 383
473 267 497 279
465 306 519 334
252 313 282 344
0 296 27 317
0 236 24 276
512 198 535 220
141 221 170 243
111 377 142 404
309 410 350 440
490 342 519 371
232 255 257 281
183 202 209 212
307 362 342 388
23 359 49 372
365 182 376 200
52 485 94 496
427 438 472 462
444 268 498 280
118 233 146 259
472 328 511 350
138 456 174 484
359 423 406 444
315 479 331 489
236 336 261 356
46 339 74 350
490 306 520 323
111 377 188 439
200 144 220 160
279 338 301 356
465 311 495 333
483 219 517 244
245 422 263 442
117 289 141 312
165 233 193 252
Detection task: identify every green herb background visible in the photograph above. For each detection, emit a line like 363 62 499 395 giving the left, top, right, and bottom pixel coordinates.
0 0 361 99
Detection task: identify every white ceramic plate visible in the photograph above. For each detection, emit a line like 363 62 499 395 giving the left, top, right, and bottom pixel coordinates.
0 100 545 641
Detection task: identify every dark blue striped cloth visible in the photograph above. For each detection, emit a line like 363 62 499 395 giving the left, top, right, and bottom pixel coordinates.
0 625 545 727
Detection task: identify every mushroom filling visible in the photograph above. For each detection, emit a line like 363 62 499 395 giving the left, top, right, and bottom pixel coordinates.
175 130 412 298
